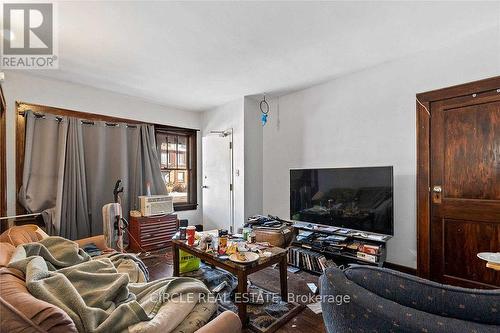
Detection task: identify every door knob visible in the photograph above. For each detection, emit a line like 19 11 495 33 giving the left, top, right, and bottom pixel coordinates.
432 185 442 203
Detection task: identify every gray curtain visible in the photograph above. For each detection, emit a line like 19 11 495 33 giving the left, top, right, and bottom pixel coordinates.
18 111 68 235
82 121 139 235
19 112 167 239
59 117 90 239
131 124 168 208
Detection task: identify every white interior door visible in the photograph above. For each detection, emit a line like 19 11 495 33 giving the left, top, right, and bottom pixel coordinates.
202 133 233 232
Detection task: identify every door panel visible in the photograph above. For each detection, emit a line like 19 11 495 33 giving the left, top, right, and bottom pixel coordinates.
430 94 500 288
444 102 500 200
202 134 232 232
443 219 500 287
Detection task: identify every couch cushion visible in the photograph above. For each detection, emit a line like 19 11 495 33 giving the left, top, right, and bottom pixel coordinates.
345 265 500 325
0 267 77 333
0 225 49 246
0 243 16 267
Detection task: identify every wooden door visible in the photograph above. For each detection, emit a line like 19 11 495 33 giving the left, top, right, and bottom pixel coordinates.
417 76 500 288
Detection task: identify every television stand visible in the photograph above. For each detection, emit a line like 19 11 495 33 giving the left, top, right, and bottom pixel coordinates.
288 222 391 274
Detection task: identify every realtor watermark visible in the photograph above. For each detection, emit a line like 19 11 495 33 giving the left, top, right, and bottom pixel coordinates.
151 292 351 306
1 2 58 69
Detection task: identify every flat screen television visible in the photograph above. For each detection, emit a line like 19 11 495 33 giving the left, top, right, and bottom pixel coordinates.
290 166 393 235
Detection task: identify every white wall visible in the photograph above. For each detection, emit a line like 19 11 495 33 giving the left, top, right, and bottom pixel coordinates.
201 98 246 231
3 71 203 224
244 97 263 219
263 28 500 268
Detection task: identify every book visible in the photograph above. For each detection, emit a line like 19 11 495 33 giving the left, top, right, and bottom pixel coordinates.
359 244 380 255
325 235 347 242
357 251 378 263
287 246 333 273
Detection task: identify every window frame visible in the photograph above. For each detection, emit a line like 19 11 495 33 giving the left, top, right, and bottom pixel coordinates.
155 125 198 211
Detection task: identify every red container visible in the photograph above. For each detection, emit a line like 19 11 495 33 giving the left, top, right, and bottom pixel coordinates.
187 226 196 246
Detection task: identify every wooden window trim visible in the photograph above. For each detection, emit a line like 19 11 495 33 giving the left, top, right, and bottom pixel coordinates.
0 85 6 218
415 76 500 279
155 125 198 211
15 101 199 214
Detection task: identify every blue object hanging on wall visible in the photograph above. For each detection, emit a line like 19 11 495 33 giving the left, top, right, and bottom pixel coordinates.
260 95 269 126
261 113 268 126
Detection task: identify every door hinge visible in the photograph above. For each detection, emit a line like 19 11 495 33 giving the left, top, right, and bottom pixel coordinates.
229 142 233 149
230 184 233 191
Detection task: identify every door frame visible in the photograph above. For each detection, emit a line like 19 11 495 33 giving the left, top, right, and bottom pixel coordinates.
416 76 500 279
202 129 235 233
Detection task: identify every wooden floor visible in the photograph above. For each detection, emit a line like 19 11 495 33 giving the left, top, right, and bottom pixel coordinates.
145 250 326 333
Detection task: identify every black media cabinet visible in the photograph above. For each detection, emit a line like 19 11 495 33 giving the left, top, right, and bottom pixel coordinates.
288 222 391 275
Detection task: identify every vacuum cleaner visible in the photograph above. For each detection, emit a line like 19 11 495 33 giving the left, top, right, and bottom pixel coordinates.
102 180 129 252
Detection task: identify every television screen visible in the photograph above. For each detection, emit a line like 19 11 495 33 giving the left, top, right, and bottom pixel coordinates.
290 166 393 235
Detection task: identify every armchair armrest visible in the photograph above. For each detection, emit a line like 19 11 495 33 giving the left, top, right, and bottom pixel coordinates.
74 235 109 251
195 311 241 333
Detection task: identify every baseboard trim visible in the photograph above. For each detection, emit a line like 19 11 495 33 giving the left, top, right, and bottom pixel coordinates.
383 262 417 275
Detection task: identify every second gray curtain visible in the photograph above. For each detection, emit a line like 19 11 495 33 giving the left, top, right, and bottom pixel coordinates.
59 117 90 239
82 121 139 236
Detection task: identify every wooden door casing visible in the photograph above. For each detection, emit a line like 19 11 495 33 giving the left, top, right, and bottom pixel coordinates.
417 76 500 288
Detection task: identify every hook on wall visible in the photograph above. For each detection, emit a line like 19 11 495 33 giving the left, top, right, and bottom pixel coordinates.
260 94 270 126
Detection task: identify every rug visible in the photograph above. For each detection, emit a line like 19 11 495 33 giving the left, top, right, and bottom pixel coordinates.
182 263 304 333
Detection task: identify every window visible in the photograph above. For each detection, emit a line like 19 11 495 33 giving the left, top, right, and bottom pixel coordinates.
177 172 185 182
156 126 197 211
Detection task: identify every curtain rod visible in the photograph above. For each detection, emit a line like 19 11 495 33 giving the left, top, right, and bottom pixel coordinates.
17 103 201 132
80 120 137 128
20 111 138 128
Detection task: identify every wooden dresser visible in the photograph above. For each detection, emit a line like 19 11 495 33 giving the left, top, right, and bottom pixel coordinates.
129 214 177 251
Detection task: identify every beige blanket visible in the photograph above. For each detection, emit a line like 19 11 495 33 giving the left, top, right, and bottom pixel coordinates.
8 237 216 333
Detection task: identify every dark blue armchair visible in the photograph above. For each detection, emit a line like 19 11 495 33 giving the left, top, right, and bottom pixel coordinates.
320 265 500 333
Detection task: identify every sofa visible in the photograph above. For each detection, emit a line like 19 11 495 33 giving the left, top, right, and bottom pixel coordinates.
320 265 500 333
0 225 241 333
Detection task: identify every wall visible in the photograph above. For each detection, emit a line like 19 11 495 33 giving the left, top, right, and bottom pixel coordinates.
243 97 263 219
263 28 500 268
201 98 246 231
3 71 203 224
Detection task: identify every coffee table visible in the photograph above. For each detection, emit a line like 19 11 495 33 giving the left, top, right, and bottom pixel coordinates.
171 239 288 326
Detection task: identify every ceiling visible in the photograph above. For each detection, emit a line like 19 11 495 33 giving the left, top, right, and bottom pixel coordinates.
23 1 500 111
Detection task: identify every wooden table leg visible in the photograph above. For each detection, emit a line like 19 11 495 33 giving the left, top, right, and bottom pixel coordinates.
279 256 288 302
172 243 180 277
236 271 248 326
